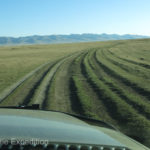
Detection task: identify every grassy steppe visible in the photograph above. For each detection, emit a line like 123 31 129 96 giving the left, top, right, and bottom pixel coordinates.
0 43 100 92
0 39 150 147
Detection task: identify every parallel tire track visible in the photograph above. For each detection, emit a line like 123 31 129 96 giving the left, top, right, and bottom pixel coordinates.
88 50 150 120
108 49 150 69
82 50 150 144
0 61 53 103
27 52 82 108
95 50 150 100
105 50 150 79
0 63 54 106
43 52 84 112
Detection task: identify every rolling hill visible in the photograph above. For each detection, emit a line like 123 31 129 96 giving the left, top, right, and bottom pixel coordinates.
0 33 149 45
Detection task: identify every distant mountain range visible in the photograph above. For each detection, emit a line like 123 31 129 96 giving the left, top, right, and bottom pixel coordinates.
0 33 149 45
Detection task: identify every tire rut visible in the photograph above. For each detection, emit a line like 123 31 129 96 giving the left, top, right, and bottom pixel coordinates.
95 50 150 100
45 53 81 113
0 61 53 103
28 52 81 108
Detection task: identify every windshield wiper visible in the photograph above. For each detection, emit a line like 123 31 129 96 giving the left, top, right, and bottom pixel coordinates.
0 104 40 110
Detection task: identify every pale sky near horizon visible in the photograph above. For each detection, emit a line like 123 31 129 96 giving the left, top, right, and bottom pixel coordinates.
0 0 150 37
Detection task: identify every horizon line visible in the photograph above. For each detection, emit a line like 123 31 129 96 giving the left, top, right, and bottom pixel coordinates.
0 33 150 38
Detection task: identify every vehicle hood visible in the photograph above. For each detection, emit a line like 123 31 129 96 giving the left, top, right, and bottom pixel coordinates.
0 109 149 150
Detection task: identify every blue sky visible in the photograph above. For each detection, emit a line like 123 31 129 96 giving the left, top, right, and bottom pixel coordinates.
0 0 150 37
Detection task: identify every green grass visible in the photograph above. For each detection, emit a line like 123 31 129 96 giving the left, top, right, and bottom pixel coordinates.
82 51 150 144
70 52 100 119
87 50 150 119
